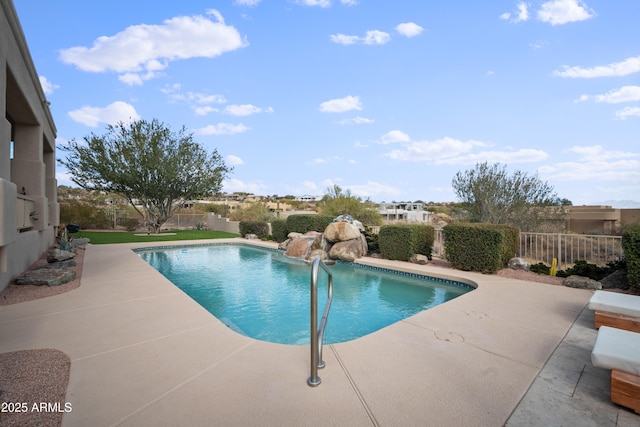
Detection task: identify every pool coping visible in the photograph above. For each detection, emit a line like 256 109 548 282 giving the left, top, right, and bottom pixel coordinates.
0 237 624 426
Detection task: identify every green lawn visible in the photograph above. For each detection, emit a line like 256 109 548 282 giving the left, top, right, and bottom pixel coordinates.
74 230 240 245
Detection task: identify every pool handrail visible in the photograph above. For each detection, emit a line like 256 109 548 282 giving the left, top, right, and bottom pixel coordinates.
308 257 333 387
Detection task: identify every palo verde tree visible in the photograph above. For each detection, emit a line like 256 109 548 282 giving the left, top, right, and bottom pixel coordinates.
451 162 567 231
59 119 232 233
317 185 382 226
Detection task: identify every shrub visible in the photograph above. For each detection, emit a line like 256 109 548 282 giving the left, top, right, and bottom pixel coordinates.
622 223 640 290
239 221 269 237
364 227 380 255
378 224 435 261
271 219 288 242
286 214 333 233
443 223 504 273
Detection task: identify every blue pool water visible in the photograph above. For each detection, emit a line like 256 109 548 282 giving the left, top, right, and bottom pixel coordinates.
137 244 473 345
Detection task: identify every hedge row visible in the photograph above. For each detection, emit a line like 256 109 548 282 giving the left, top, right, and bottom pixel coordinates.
239 221 269 237
378 224 434 261
443 223 519 273
286 214 334 234
622 223 640 290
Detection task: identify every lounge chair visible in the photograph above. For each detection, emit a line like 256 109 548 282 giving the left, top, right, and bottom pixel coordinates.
588 290 640 333
591 326 640 413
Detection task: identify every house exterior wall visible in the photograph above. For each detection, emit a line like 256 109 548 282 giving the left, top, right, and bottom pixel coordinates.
1 0 58 290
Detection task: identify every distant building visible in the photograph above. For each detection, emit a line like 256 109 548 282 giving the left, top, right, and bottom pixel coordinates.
1 1 59 290
567 206 640 235
378 202 432 223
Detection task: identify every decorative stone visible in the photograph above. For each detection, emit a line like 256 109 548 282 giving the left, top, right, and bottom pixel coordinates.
508 257 530 271
15 268 76 287
47 249 76 263
329 239 365 262
71 238 90 246
308 249 329 261
563 275 602 290
287 232 303 239
600 270 629 290
40 260 77 270
284 237 314 259
324 221 361 243
278 239 290 251
244 234 258 239
410 254 429 265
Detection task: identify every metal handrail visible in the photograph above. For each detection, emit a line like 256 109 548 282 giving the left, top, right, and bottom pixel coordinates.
307 257 333 387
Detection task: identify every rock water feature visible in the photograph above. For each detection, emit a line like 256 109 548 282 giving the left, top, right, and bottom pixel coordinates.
280 215 368 263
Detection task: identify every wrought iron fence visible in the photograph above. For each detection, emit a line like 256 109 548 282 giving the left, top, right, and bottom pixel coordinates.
431 230 622 268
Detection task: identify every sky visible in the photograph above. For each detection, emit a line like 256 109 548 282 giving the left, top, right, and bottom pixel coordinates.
13 0 640 206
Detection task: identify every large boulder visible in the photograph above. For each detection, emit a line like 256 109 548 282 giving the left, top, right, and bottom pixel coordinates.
324 221 361 243
285 237 314 259
563 275 602 290
329 239 366 262
15 268 76 287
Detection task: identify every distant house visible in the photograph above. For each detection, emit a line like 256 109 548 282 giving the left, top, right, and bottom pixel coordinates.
566 205 640 235
378 202 432 223
1 1 59 290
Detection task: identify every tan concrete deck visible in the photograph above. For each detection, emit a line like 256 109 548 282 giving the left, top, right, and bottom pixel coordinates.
1 238 638 426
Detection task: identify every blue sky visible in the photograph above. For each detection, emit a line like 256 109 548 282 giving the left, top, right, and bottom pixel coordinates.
14 0 640 205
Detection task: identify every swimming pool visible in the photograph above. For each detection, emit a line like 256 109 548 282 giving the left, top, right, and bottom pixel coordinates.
137 244 473 345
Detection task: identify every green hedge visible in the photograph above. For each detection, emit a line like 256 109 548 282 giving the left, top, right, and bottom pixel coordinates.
622 222 640 290
378 224 434 261
239 221 269 237
271 219 288 242
286 214 333 233
443 223 513 273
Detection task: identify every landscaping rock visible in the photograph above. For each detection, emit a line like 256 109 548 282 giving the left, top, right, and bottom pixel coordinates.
40 260 77 270
70 238 90 246
284 236 314 259
324 221 361 243
47 249 76 263
329 239 364 262
410 254 429 265
600 270 629 290
15 268 76 287
508 257 531 271
563 275 602 290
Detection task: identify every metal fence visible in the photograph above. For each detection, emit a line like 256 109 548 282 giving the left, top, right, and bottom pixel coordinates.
430 229 622 268
517 232 623 268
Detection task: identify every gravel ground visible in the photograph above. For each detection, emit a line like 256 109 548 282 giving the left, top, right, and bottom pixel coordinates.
0 246 84 427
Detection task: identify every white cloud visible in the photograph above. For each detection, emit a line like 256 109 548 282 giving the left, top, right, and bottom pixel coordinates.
295 0 331 7
59 10 247 85
500 2 530 23
330 30 391 45
554 56 640 78
381 135 548 165
39 76 59 95
578 86 640 104
193 106 220 116
340 0 358 5
379 130 411 144
226 155 245 165
339 116 374 125
344 181 402 198
615 107 640 120
537 0 595 25
234 0 261 6
395 22 423 38
223 104 274 116
223 178 267 194
194 123 249 135
539 146 640 181
319 95 362 113
68 101 140 127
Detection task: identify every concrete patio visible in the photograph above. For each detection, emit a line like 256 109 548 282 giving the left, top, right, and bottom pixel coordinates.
0 238 638 426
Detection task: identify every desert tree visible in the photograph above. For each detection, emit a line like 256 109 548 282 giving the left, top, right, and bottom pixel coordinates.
451 162 567 231
59 119 232 233
317 185 382 226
